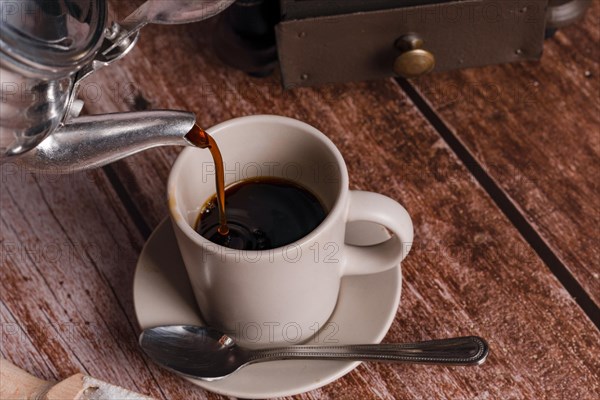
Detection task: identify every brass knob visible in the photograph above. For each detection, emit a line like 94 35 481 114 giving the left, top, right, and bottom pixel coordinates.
393 35 435 78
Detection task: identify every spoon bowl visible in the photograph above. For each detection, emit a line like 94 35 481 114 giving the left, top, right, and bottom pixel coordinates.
140 326 247 380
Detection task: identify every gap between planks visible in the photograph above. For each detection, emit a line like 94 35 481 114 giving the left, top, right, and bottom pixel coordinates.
102 165 152 239
395 77 600 329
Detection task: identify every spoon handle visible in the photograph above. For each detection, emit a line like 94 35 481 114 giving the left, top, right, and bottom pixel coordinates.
248 336 488 366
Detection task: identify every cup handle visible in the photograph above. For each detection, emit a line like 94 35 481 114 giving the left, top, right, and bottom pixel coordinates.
342 190 413 276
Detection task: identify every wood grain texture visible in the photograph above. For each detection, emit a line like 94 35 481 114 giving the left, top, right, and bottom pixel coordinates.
410 2 600 305
68 1 600 398
0 168 223 400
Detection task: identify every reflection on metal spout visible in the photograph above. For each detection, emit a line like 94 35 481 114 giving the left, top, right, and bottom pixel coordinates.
13 110 196 173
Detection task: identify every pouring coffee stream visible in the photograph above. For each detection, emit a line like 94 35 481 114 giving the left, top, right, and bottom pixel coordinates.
185 125 229 236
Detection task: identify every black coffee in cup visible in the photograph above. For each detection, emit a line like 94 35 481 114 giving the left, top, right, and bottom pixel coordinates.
195 177 326 250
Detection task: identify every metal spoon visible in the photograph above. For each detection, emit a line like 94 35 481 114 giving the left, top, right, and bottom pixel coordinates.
139 325 489 381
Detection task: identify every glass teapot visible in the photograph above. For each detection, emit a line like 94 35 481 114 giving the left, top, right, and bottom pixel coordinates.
0 0 235 172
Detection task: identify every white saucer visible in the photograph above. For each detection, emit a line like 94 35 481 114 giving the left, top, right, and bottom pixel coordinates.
133 219 402 398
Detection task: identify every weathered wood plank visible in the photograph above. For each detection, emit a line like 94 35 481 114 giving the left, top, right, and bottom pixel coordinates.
79 3 600 398
0 168 227 399
409 2 600 305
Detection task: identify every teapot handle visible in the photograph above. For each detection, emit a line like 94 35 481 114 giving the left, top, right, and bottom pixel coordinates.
64 0 236 122
102 0 236 57
63 28 141 122
123 0 237 27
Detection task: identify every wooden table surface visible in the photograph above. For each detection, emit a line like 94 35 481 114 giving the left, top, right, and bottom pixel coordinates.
1 1 598 399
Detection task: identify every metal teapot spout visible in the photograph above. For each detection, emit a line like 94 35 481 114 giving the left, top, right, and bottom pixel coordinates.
14 111 196 173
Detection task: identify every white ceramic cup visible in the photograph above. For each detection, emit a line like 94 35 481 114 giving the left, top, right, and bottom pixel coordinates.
168 115 413 346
